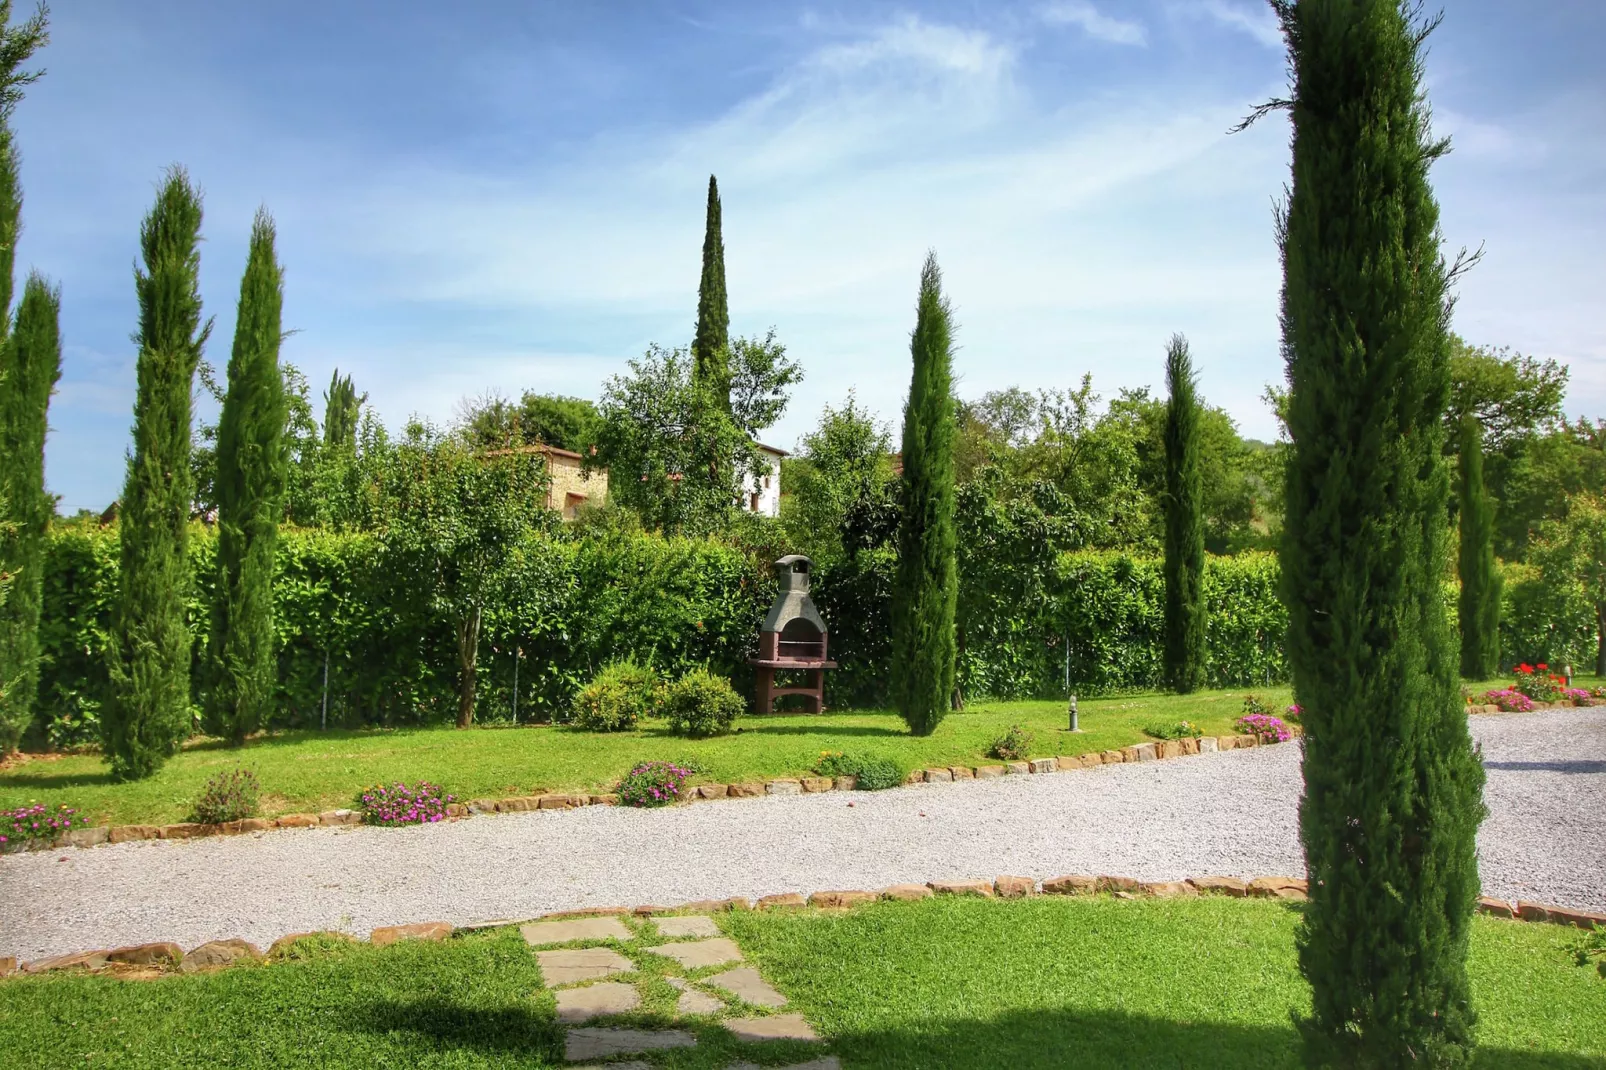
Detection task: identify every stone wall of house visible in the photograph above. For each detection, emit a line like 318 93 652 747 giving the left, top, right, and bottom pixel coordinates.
547 454 607 518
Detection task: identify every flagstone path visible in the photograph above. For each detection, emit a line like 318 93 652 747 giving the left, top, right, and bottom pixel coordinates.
520 909 831 1066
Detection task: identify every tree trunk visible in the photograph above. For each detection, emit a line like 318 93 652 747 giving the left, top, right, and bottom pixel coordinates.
456 607 481 729
1596 602 1605 678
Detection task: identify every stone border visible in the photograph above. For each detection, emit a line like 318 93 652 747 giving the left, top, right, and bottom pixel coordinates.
5 872 1598 981
1466 697 1600 715
15 731 1294 852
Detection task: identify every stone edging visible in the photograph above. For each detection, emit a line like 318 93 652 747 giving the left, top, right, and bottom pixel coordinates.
4 872 1598 981
1466 698 1598 714
21 731 1293 852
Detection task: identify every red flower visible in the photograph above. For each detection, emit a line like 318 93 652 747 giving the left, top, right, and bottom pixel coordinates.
1538 663 1548 670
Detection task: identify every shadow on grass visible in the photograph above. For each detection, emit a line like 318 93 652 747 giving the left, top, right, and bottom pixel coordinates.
0 767 114 791
352 998 565 1061
824 1006 1604 1070
732 723 911 739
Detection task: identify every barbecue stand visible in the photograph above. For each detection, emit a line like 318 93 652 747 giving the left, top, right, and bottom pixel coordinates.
750 555 837 713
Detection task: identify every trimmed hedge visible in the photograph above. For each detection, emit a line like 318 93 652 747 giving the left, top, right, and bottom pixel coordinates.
28 523 1597 745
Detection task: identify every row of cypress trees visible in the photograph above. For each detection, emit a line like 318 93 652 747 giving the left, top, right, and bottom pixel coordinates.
100 169 287 778
0 1 56 757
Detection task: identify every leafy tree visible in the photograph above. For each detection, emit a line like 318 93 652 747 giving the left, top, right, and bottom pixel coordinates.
104 167 213 780
1531 493 1606 677
1446 334 1567 450
0 274 58 753
1488 417 1606 561
202 209 286 745
691 174 729 406
1457 417 1500 679
781 391 893 562
457 391 600 455
891 252 958 736
594 333 798 535
0 0 48 755
379 423 553 727
1267 1 1487 1064
1161 334 1205 693
322 368 366 452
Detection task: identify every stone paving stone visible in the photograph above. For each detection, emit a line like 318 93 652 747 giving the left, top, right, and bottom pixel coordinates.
555 981 641 1022
727 1059 842 1070
645 937 743 968
1004 761 1030 775
565 1028 696 1060
705 967 788 1007
722 1014 820 1042
535 947 633 986
1197 736 1219 753
655 915 721 939
676 987 725 1015
521 917 634 946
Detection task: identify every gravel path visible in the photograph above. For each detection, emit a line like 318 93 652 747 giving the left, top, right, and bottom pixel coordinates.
2 708 1601 961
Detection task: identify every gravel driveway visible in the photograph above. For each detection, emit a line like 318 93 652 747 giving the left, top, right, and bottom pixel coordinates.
2 708 1601 962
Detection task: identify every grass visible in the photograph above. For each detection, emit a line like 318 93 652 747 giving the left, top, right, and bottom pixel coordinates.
0 686 1297 827
1 896 1601 1069
0 674 1565 828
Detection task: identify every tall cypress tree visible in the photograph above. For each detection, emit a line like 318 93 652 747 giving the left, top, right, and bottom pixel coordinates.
1272 1 1487 1064
1162 333 1206 693
204 209 286 745
1458 416 1500 679
321 368 364 451
691 174 730 407
890 251 957 737
103 167 211 781
0 274 60 753
0 0 51 755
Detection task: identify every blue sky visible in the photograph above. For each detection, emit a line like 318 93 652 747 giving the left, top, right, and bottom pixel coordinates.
16 0 1606 513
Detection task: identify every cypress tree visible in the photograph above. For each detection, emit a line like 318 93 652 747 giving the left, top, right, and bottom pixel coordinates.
0 1 51 755
203 209 286 745
322 368 364 451
1458 416 1500 679
103 167 211 781
0 274 60 753
1162 333 1206 693
1272 2 1487 1064
691 174 730 407
890 251 957 737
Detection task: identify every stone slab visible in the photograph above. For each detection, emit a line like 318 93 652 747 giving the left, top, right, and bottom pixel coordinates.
1042 874 1097 895
676 987 725 1015
949 766 975 779
974 765 1005 778
180 938 263 972
923 768 953 783
809 889 878 908
993 875 1035 898
722 1014 820 1042
757 892 807 909
68 826 109 848
569 1063 655 1070
928 879 993 897
1028 758 1057 774
371 921 453 947
645 937 743 968
800 776 834 792
521 917 633 946
1004 761 1030 775
881 883 933 901
706 967 788 1007
555 981 641 1023
1188 876 1249 897
655 915 721 939
728 1060 842 1070
107 942 182 967
766 779 803 795
1197 736 1219 753
565 1028 696 1060
536 947 634 985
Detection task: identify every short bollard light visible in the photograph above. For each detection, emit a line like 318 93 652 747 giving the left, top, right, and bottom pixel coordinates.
1069 694 1079 732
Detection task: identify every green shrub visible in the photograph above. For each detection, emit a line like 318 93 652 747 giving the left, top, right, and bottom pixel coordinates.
987 723 1034 762
572 659 659 732
662 668 743 738
1241 694 1272 716
191 768 261 824
847 755 903 791
1143 719 1203 741
811 750 903 790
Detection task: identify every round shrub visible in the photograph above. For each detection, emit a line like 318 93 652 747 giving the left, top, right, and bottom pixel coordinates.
1143 719 1203 741
191 768 261 824
848 755 903 791
663 669 744 738
987 723 1035 762
573 660 660 732
617 760 692 808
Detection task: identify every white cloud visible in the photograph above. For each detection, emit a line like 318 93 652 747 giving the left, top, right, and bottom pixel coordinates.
1038 2 1148 47
1189 0 1284 50
809 14 1015 79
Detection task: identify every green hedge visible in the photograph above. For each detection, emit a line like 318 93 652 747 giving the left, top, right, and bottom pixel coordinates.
29 524 1597 746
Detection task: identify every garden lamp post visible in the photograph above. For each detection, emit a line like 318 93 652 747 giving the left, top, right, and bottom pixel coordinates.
1069 694 1079 733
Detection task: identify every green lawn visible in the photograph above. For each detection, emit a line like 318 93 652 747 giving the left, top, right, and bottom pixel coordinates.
1 676 1549 828
1 686 1298 827
0 897 1600 1069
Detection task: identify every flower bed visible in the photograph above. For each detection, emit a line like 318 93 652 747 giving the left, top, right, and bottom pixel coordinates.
2 803 87 850
617 761 693 808
1481 688 1536 713
356 782 456 826
1234 713 1292 744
